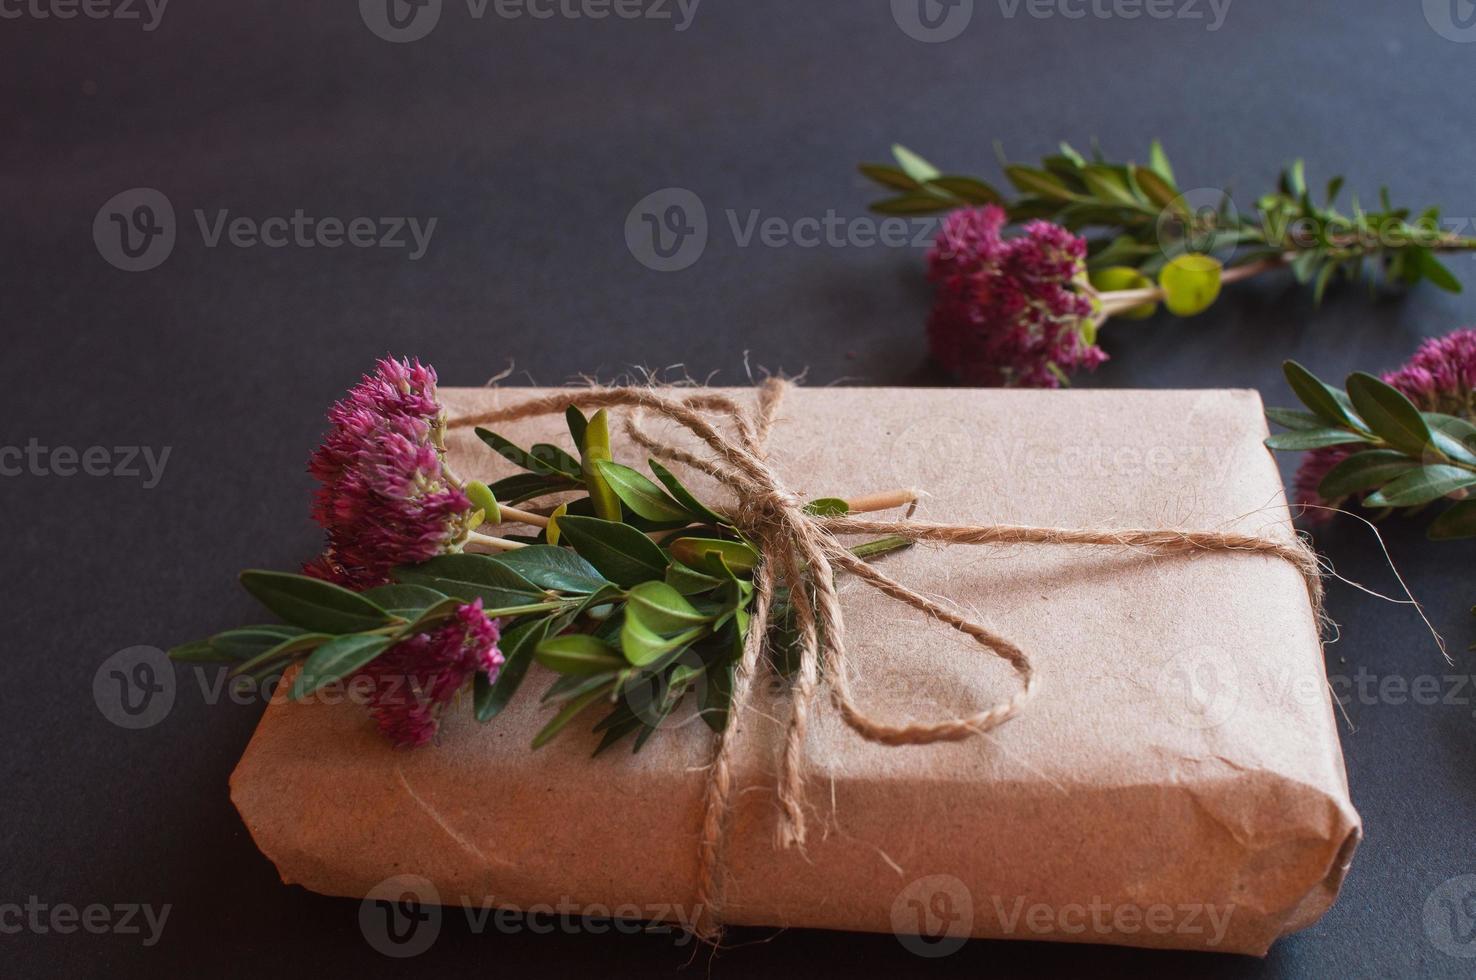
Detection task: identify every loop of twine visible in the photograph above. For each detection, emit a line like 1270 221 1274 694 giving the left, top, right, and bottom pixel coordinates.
451 380 1324 940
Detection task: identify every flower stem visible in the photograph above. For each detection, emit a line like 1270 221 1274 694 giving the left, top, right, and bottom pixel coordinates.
465 531 528 552
495 503 550 528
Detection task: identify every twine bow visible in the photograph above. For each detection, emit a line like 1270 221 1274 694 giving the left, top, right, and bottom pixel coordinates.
453 380 1323 939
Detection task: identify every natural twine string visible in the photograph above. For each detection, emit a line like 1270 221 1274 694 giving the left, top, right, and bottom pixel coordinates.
451 380 1324 940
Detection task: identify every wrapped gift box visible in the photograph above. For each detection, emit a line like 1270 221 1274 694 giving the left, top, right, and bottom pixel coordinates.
230 386 1358 955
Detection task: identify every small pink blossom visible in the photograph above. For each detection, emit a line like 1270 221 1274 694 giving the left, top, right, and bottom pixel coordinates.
927 205 1104 388
356 600 504 748
305 357 475 589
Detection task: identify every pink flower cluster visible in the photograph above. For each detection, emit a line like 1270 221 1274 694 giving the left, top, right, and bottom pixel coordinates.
305 357 474 589
1296 328 1476 518
358 600 504 747
926 205 1104 388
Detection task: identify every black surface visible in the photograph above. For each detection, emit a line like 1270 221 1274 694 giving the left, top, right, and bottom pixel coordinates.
3 0 1475 976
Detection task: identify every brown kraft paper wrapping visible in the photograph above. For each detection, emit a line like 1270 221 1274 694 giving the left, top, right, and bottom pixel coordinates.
229 386 1360 955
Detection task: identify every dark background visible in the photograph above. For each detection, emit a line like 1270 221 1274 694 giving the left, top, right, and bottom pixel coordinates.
3 0 1474 976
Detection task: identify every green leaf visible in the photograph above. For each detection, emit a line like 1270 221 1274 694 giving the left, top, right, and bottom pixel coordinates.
543 669 623 704
166 640 227 663
700 660 736 733
619 615 705 667
290 634 394 700
1148 139 1175 183
1311 261 1338 305
362 583 449 616
229 631 331 678
402 596 466 631
1417 248 1463 293
1363 465 1476 507
545 502 568 545
580 409 623 522
528 444 583 479
392 554 543 608
1158 254 1222 316
562 582 624 626
858 163 920 191
1283 361 1361 429
565 406 588 449
486 472 579 505
594 460 693 523
554 515 669 587
487 545 609 594
667 537 759 575
647 459 726 525
803 497 850 517
1266 407 1331 432
196 625 305 661
869 193 953 215
1132 166 1181 212
625 581 709 632
1428 413 1476 466
927 176 1002 205
1346 372 1436 457
1316 450 1420 500
1264 429 1370 451
532 681 616 749
474 429 573 478
1005 165 1076 201
1429 498 1476 540
666 560 725 596
535 634 628 675
1284 158 1307 198
891 144 941 184
239 571 393 634
584 699 643 752
1080 165 1136 206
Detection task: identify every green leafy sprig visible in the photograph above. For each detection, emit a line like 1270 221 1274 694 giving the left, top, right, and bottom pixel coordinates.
171 406 912 754
1266 361 1476 539
861 141 1476 315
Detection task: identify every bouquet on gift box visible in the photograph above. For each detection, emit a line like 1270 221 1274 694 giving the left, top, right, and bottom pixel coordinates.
172 357 916 753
